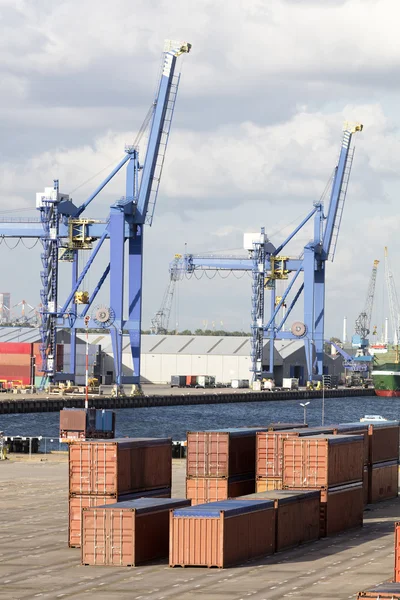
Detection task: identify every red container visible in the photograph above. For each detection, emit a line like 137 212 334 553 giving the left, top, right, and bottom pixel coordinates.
60 410 87 435
0 365 31 385
69 488 171 548
363 465 369 506
0 342 32 354
81 497 190 566
369 460 398 503
69 438 172 496
357 584 400 598
282 434 364 489
0 354 31 366
239 489 320 550
169 499 276 568
186 375 196 386
186 474 255 505
187 428 269 478
332 424 369 465
395 522 400 583
320 482 364 537
256 427 335 479
368 423 400 464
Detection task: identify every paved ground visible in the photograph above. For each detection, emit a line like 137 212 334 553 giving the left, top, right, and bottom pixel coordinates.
0 455 398 600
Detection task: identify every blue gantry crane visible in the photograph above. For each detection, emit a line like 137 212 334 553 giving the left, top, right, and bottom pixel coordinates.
172 122 363 382
0 39 191 389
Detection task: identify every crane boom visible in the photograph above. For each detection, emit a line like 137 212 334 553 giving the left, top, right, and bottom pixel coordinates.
151 255 181 334
384 247 400 344
354 259 379 347
322 123 363 260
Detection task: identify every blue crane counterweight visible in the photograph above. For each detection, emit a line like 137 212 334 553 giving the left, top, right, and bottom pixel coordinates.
172 122 363 383
0 40 191 389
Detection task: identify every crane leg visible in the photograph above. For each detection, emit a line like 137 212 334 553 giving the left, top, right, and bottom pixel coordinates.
70 252 78 383
314 263 325 378
109 209 125 386
128 226 143 392
303 249 315 381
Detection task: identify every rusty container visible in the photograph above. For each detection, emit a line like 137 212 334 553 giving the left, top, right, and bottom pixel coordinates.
81 497 190 566
256 426 335 479
395 522 400 583
320 482 363 537
69 487 171 548
256 477 283 492
239 489 320 550
187 428 272 478
368 421 400 464
357 584 400 598
369 460 398 503
363 465 369 506
186 473 255 505
169 499 275 568
69 438 172 496
267 423 308 431
332 423 369 465
60 410 87 436
282 434 364 489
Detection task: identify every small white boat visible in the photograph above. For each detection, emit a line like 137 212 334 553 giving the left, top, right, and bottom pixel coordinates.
360 415 388 422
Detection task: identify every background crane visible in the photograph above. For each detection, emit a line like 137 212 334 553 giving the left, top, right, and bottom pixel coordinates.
150 254 181 334
352 259 379 350
384 247 400 344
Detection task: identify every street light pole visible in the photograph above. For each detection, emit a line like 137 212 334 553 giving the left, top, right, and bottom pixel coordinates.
300 401 310 425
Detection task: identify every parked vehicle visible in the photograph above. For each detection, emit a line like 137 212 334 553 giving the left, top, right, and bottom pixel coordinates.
281 378 299 390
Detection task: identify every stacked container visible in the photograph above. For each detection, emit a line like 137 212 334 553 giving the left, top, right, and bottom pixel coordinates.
169 499 276 568
256 426 334 491
357 584 400 598
282 434 364 536
239 489 320 551
68 437 172 547
81 497 191 566
60 408 115 442
366 420 399 503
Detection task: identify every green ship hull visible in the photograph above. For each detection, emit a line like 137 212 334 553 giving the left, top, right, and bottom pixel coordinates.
372 369 400 397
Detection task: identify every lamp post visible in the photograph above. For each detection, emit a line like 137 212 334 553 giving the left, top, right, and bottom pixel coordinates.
300 401 310 425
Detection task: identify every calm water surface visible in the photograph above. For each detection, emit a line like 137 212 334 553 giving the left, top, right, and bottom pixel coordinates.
1 395 400 440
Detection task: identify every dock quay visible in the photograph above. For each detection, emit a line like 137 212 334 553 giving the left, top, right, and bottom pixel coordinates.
0 386 374 414
0 454 398 599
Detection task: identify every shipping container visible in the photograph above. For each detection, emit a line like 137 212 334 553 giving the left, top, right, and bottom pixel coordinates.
186 375 197 387
187 428 270 479
281 378 298 390
369 460 398 503
332 423 369 465
69 438 172 496
320 482 364 537
186 474 255 505
60 410 87 435
239 489 320 551
357 584 400 598
395 521 400 583
69 488 171 548
0 342 33 354
256 477 283 492
81 497 190 566
256 426 335 479
169 499 275 568
268 423 308 431
170 375 186 388
282 434 364 489
363 465 369 506
368 421 400 464
0 354 31 366
231 379 249 389
60 409 115 442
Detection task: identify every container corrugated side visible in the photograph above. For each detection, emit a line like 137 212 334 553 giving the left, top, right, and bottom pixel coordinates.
60 410 87 434
369 424 400 464
369 460 398 503
69 438 172 496
169 501 275 568
68 488 171 548
187 429 268 478
238 489 320 550
186 474 255 505
256 477 283 492
81 498 190 566
320 482 364 537
395 521 400 583
333 424 369 466
363 465 369 506
282 434 364 489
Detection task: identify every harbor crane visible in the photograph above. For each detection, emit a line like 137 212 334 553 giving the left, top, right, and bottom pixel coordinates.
172 123 363 382
150 254 181 334
352 259 379 350
384 247 400 344
0 40 191 388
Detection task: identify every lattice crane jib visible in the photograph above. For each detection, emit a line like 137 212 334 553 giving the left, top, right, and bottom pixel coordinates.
355 259 379 342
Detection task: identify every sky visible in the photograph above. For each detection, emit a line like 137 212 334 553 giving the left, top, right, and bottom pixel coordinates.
1 0 400 339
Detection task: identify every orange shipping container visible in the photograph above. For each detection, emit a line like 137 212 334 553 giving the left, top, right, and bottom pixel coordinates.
282 434 364 489
187 428 269 478
81 497 190 566
186 474 255 505
169 499 275 568
320 482 364 537
256 426 335 479
357 584 400 598
69 438 172 496
394 521 400 583
68 488 171 548
239 489 320 551
368 422 400 464
363 465 369 506
369 460 398 503
332 424 369 466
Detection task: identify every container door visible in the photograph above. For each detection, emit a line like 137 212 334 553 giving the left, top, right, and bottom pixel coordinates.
82 509 107 565
108 510 135 566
